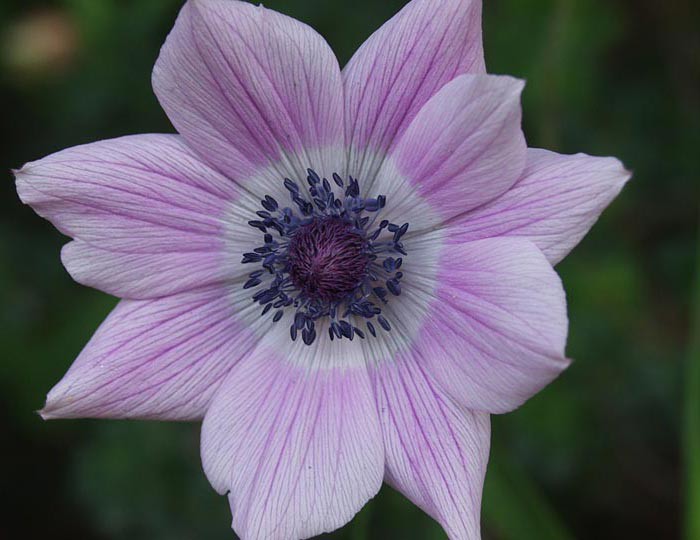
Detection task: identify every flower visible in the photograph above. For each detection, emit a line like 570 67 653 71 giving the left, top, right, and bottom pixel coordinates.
14 0 630 538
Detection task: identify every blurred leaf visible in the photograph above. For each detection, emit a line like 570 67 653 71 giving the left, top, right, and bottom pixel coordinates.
685 218 700 540
72 422 231 540
361 485 447 540
484 0 624 149
347 502 372 540
483 446 575 540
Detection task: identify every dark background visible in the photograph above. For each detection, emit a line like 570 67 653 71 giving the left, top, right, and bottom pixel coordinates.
1 0 698 539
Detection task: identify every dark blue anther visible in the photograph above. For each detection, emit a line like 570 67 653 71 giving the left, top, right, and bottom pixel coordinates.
302 327 317 345
364 199 380 212
339 320 354 340
346 177 360 198
377 316 391 331
394 223 409 242
387 279 401 296
243 253 262 263
331 322 341 338
294 312 306 330
284 178 299 193
242 171 409 345
248 220 267 233
307 169 321 184
373 287 388 300
261 195 278 212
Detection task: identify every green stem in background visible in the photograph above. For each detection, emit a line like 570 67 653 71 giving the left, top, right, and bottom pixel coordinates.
483 445 575 540
685 217 700 540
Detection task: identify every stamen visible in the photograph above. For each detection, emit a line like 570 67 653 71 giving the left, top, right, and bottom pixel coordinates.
241 169 409 346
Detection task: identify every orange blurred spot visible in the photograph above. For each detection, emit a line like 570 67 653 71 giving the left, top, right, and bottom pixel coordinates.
3 9 79 78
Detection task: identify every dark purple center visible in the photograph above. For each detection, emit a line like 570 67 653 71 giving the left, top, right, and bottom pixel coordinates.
287 218 369 302
241 169 409 345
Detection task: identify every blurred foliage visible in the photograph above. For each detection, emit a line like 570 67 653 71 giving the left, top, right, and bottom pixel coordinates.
687 222 700 540
1 0 698 539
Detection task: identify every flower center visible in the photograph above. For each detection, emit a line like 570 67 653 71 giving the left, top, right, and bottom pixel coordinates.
241 169 409 346
287 218 369 302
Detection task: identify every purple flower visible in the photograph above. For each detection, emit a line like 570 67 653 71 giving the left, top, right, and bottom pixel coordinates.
14 0 630 538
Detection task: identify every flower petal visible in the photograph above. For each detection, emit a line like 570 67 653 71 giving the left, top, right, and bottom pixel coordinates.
343 0 484 181
15 134 254 299
201 346 384 540
418 237 569 414
371 354 490 540
375 74 526 230
451 148 632 264
41 286 255 421
153 0 345 185
61 241 238 300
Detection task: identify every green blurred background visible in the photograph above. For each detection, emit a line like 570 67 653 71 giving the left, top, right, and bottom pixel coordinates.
1 0 698 539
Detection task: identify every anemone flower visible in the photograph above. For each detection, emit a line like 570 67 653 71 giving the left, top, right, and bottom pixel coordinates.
15 0 630 538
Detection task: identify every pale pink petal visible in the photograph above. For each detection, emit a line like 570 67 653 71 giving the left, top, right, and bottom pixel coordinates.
41 286 254 421
153 0 345 184
371 354 490 540
60 241 238 300
15 134 253 299
376 75 526 228
451 148 632 264
201 346 383 540
419 237 569 414
343 0 484 181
